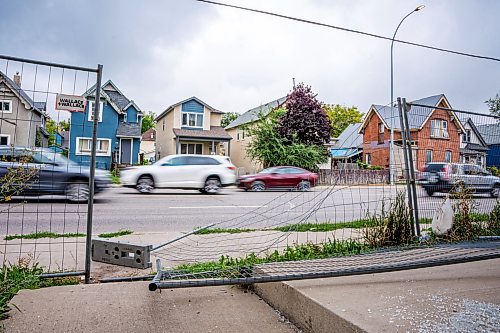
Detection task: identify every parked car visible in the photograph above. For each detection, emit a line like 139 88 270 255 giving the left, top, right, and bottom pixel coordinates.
120 154 237 194
0 147 110 203
420 162 500 197
237 166 318 191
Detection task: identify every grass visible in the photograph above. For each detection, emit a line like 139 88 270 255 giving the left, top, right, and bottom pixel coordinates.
111 168 120 185
272 219 375 232
174 239 369 275
98 230 133 238
4 230 134 241
0 260 79 319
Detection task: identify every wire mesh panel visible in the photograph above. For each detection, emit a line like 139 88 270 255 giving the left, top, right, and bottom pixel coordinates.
0 55 102 276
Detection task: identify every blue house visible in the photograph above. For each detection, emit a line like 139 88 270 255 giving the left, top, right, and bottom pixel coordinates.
476 123 500 167
69 80 143 169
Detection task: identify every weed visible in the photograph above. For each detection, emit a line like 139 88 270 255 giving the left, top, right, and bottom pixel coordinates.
272 219 375 232
448 183 482 241
98 230 133 238
5 232 85 241
111 168 120 185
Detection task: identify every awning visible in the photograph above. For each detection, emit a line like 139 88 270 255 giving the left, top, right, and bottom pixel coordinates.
330 148 361 159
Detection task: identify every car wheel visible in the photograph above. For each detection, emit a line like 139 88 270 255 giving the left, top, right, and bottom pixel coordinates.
203 177 221 194
136 176 154 194
491 184 500 198
297 180 311 192
425 188 434 197
66 182 90 203
251 181 265 192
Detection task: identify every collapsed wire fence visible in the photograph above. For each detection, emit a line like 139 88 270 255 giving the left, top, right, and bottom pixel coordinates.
149 97 500 290
0 54 102 281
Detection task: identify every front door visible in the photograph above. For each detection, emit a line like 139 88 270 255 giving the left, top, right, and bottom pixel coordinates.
120 139 132 164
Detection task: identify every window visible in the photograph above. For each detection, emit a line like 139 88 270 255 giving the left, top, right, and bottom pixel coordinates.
123 113 127 122
426 150 433 163
185 156 220 165
445 150 452 163
462 129 471 143
0 100 12 113
0 135 10 146
378 123 385 144
365 153 371 165
430 119 448 138
180 143 203 155
181 112 203 128
75 137 111 156
237 132 240 140
162 120 165 131
477 155 483 166
87 101 103 122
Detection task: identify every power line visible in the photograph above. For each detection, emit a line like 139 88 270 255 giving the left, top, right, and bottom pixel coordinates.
194 0 500 62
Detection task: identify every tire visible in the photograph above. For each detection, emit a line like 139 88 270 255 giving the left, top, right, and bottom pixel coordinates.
136 176 154 194
425 188 434 196
203 177 221 194
297 180 311 192
66 182 90 203
491 184 500 198
251 181 265 192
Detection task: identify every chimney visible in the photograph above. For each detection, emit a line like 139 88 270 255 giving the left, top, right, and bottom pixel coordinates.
13 72 21 87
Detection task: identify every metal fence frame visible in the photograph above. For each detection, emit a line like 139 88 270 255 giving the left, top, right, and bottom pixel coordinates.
0 54 102 283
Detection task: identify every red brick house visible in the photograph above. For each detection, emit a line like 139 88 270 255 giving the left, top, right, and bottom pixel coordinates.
359 94 465 174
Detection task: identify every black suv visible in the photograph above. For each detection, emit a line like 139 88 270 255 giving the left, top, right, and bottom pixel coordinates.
0 147 110 202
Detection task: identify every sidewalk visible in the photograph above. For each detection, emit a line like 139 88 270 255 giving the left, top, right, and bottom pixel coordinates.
4 259 499 332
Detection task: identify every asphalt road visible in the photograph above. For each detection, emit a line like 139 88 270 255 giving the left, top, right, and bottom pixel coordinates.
1 185 498 236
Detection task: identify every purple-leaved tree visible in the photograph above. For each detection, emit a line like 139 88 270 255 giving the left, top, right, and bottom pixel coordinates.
278 83 331 145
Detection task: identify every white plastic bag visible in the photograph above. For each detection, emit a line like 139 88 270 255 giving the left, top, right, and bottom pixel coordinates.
432 198 454 235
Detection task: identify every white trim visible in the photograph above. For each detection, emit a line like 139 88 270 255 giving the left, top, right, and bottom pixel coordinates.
75 137 111 156
0 134 11 146
123 113 127 122
0 100 13 114
119 138 134 164
180 142 204 155
88 101 103 122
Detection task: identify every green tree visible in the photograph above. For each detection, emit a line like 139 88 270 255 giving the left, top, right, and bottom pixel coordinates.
221 112 239 128
246 108 327 171
45 119 58 146
141 111 155 134
323 104 363 138
485 94 500 116
59 119 70 131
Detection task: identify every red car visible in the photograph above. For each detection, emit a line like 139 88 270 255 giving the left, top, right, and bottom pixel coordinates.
237 166 318 191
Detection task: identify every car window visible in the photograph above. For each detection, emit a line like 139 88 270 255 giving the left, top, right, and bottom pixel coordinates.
163 156 188 166
285 167 305 174
259 167 279 174
426 163 446 172
185 156 220 165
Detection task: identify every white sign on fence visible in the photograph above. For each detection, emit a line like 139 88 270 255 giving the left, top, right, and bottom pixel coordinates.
55 94 87 113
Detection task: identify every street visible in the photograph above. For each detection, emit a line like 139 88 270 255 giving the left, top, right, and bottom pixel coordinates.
1 185 498 236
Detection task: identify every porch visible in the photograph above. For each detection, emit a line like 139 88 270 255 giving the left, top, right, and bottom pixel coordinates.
173 127 232 156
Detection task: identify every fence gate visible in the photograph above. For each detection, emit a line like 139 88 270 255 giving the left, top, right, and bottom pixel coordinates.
0 54 102 283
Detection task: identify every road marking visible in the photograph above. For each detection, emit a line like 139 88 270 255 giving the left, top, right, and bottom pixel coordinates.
168 205 267 209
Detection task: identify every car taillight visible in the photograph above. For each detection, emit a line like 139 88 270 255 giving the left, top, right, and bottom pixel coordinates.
227 166 236 171
441 165 450 180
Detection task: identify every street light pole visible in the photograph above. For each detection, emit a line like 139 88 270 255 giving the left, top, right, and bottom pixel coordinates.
390 5 425 184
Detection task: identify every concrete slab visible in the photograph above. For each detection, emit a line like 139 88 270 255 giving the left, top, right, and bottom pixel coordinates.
254 259 500 333
4 282 298 333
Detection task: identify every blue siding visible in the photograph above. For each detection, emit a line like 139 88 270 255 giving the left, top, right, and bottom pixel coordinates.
181 100 204 113
486 145 500 167
126 105 139 123
69 100 119 169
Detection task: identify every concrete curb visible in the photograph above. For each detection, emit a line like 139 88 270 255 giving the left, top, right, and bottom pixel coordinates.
254 281 364 333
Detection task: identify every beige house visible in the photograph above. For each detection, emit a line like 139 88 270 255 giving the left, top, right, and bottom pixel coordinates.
226 97 287 174
155 97 232 159
0 71 49 147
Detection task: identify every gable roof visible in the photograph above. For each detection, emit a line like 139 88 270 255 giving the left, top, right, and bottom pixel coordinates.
476 123 500 145
225 96 288 130
360 94 464 133
333 123 362 149
155 96 223 122
0 70 45 115
141 128 156 141
82 79 142 114
463 118 488 147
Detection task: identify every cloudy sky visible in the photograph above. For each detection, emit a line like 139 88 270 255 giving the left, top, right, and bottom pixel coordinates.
1 0 499 118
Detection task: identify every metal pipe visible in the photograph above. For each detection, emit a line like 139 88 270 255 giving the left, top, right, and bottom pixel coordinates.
0 54 99 73
85 64 103 284
39 271 85 279
100 275 156 283
151 223 216 251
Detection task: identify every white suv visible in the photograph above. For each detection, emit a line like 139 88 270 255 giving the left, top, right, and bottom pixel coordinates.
120 155 237 194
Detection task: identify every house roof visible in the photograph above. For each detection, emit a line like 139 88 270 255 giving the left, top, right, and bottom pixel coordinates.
460 143 489 154
172 126 232 140
82 79 142 114
463 118 488 147
476 123 500 145
333 123 362 149
141 128 156 141
155 97 223 122
116 122 142 138
360 94 465 133
0 70 45 115
225 96 288 129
